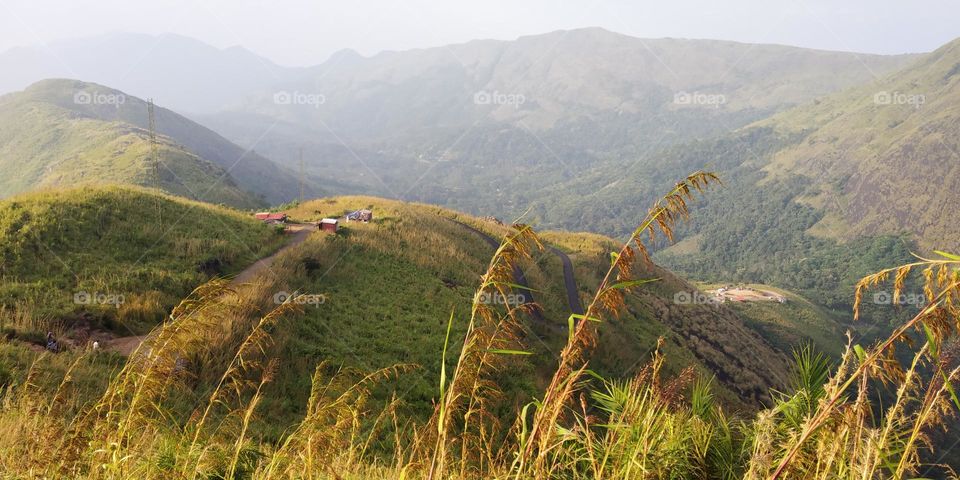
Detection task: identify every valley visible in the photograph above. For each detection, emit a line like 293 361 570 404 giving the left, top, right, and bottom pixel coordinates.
0 19 957 479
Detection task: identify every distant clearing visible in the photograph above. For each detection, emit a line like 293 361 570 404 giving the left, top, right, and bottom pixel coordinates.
708 285 787 303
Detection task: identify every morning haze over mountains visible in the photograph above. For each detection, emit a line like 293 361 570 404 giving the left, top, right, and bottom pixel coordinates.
1 11 960 478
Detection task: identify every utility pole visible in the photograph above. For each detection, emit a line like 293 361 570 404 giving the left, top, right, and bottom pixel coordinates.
147 99 162 226
147 99 160 183
299 147 304 204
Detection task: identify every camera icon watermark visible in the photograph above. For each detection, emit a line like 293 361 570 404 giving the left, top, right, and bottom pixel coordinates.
73 91 126 107
273 291 327 306
673 291 722 306
74 291 125 307
273 90 326 108
478 291 528 306
473 90 526 108
673 91 726 108
873 91 925 109
872 291 926 308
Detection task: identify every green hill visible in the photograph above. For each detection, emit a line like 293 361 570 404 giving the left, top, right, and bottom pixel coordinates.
0 186 283 338
0 187 842 435
0 188 861 465
520 37 960 339
0 79 321 207
646 39 960 316
756 38 960 251
213 195 798 432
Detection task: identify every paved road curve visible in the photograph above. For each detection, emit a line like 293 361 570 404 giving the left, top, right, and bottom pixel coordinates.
445 218 547 324
547 246 585 316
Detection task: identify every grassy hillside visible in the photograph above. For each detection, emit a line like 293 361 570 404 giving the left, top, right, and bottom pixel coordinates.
0 79 321 206
644 38 960 327
754 38 960 251
520 38 960 338
202 195 797 437
693 282 846 358
0 195 955 478
0 185 283 339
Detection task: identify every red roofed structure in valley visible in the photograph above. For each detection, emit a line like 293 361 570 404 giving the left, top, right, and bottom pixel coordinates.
254 212 288 223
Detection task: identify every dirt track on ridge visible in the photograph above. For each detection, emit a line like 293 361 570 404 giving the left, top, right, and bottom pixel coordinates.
105 223 316 355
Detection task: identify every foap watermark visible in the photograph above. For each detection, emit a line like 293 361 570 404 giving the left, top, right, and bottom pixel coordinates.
73 91 126 107
478 291 528 306
673 291 722 306
674 91 726 108
273 90 326 108
273 291 327 306
872 291 928 308
74 291 125 307
873 91 925 109
474 90 526 108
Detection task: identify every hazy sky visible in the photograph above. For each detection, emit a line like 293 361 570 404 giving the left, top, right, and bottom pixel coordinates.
1 0 956 66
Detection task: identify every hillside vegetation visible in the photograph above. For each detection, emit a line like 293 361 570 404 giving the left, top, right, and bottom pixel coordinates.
0 185 283 339
0 79 320 206
644 39 960 321
758 37 960 251
201 28 917 205
221 197 787 436
0 186 800 432
522 39 960 327
0 178 956 479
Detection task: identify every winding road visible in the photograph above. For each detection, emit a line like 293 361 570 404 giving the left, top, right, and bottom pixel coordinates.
446 218 584 323
107 219 586 356
231 224 314 284
548 246 585 316
446 218 547 323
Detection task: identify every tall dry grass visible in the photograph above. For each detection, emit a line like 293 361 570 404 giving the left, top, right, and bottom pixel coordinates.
0 173 958 479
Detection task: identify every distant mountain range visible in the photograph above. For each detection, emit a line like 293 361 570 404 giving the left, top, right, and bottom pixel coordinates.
0 33 305 114
196 28 920 202
1 27 956 317
0 28 920 203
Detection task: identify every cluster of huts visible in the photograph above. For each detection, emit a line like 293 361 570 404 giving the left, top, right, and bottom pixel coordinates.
253 208 373 233
346 209 373 222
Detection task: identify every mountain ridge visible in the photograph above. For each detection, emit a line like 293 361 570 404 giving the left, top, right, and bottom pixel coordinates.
0 79 322 206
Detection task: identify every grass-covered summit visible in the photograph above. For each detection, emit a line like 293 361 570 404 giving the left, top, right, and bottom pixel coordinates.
0 187 956 479
232 194 798 433
0 185 283 337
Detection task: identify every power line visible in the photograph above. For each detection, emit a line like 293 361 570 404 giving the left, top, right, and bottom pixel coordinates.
299 147 304 204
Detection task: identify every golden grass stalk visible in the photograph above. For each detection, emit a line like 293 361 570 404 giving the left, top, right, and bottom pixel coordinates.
424 223 542 479
516 171 719 475
771 252 960 478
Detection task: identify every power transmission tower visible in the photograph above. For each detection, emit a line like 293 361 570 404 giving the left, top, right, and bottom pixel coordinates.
147 99 162 226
